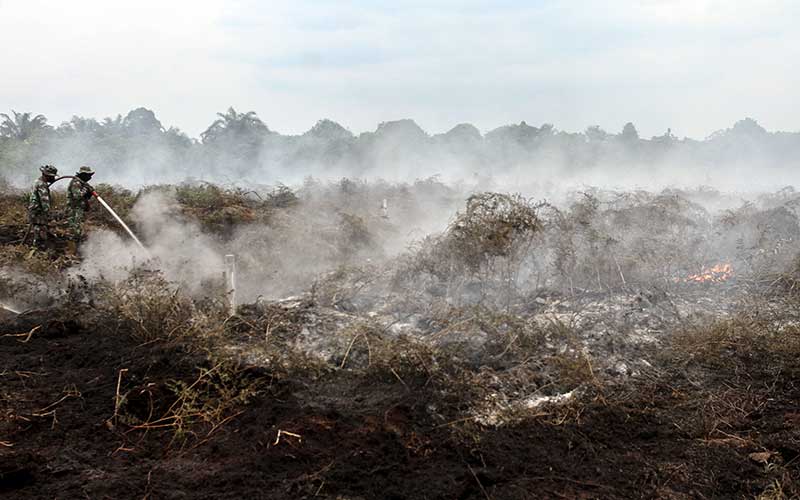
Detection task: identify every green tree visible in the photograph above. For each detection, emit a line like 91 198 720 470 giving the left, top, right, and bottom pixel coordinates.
585 125 608 142
57 116 103 136
201 107 268 145
620 122 639 142
0 110 51 140
122 107 164 136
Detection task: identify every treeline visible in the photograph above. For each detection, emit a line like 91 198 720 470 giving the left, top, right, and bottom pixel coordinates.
1 107 798 186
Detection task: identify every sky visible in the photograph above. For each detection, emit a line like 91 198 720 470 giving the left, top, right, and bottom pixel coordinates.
1 0 798 139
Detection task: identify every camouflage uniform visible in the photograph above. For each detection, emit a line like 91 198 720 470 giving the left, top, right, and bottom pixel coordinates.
28 165 57 247
67 167 95 241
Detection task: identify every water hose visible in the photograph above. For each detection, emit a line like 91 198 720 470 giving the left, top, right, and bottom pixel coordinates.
23 175 146 250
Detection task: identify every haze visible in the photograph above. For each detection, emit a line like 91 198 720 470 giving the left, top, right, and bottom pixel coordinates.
2 0 798 139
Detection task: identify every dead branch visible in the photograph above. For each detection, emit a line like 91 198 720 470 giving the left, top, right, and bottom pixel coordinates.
1 325 41 343
273 429 302 446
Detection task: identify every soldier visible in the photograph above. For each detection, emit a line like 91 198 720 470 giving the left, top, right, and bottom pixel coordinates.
67 166 95 244
27 165 58 248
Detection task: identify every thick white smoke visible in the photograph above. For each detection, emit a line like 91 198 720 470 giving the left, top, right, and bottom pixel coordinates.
73 191 224 295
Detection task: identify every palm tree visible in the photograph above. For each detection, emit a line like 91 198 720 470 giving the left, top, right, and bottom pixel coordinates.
58 116 102 136
201 107 268 144
0 110 51 140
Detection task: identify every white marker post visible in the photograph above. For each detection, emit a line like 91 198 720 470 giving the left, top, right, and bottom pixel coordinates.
381 198 389 219
225 254 237 316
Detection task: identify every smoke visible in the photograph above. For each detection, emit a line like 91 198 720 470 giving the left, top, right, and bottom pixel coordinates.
0 116 782 309
2 169 797 318
2 110 800 196
69 179 465 302
0 267 63 310
73 191 224 295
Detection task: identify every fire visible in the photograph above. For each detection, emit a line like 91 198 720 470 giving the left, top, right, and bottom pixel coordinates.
684 263 733 283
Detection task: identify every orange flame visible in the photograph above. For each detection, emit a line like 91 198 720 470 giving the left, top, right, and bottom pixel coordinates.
685 263 733 283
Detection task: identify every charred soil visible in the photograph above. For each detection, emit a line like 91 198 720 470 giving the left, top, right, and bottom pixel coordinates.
1 303 798 499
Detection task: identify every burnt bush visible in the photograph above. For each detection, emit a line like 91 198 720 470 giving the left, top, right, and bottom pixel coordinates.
394 192 540 308
101 271 227 343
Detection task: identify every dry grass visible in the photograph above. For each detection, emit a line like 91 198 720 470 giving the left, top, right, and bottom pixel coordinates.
108 356 263 449
311 265 381 309
4 181 800 449
669 314 800 379
0 244 72 275
102 271 227 343
757 478 794 500
0 190 28 226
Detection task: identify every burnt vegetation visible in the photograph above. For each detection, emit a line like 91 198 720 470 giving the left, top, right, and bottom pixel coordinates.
2 178 800 499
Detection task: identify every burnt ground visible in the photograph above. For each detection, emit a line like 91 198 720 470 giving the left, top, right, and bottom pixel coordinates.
2 184 800 499
1 303 799 500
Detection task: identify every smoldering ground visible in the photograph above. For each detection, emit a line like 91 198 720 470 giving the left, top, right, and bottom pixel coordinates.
4 176 799 309
74 181 800 298
3 177 800 498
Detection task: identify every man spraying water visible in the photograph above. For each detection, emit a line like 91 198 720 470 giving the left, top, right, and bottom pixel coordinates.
66 171 146 251
24 165 146 252
67 165 95 254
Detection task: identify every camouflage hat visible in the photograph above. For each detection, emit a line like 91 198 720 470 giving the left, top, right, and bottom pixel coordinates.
77 166 94 175
40 165 58 176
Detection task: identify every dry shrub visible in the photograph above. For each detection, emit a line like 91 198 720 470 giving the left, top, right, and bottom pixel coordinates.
234 300 308 339
417 303 548 364
131 183 298 236
366 334 477 396
761 253 800 298
225 299 334 376
115 360 262 447
160 362 260 442
0 244 75 275
311 265 382 310
407 192 539 277
394 192 540 306
542 191 714 291
716 203 800 276
172 184 261 233
670 315 800 379
265 183 299 208
103 271 225 343
420 305 581 368
536 318 602 390
446 192 540 271
336 213 378 261
757 477 797 500
549 350 597 389
0 190 27 226
171 182 285 211
88 183 136 222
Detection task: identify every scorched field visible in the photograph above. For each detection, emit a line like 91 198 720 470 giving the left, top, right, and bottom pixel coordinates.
1 179 799 499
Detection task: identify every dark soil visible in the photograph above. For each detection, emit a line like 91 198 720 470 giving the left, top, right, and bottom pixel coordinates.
1 305 799 500
0 224 28 246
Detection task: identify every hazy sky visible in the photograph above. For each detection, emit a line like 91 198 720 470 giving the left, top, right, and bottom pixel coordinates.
1 0 798 139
